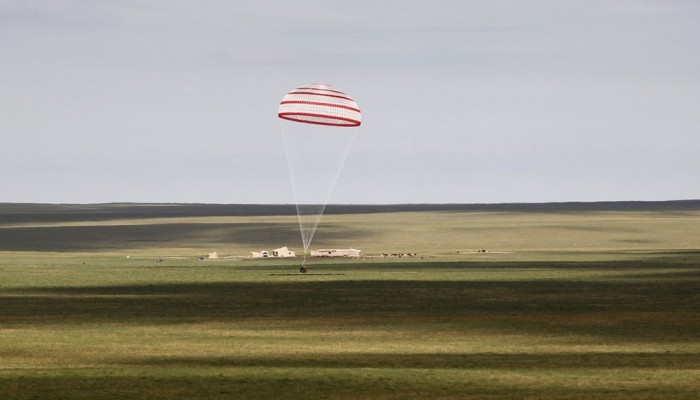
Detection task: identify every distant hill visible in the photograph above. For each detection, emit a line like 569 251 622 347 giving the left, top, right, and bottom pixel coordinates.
1 200 699 224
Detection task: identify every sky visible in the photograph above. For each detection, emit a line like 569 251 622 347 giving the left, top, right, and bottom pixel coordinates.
2 0 699 204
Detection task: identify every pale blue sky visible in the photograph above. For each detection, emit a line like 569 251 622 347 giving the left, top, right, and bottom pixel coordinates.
2 0 699 203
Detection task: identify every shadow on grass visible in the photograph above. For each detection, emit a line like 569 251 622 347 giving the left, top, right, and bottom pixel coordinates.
117 352 700 369
2 373 698 400
3 269 699 340
0 223 373 251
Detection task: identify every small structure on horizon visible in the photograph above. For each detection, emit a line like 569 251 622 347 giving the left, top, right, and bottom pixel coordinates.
310 248 362 258
272 247 296 258
207 252 219 259
250 247 296 258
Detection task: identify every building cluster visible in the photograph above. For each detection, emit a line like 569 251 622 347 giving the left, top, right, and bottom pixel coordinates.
250 247 296 258
310 248 363 258
249 247 363 258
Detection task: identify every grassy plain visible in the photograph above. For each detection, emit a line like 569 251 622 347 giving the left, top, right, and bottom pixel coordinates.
1 204 699 399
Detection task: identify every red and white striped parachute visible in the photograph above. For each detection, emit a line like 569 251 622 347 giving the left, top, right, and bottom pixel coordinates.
278 83 361 127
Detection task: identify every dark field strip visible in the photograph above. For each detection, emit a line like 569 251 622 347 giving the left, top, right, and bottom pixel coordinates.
0 372 697 400
0 222 337 251
117 352 700 369
3 271 699 340
2 200 700 224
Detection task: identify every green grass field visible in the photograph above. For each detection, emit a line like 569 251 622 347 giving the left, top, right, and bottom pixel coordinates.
1 204 699 399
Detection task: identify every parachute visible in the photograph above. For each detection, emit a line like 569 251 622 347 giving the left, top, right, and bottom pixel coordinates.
279 84 361 127
278 83 361 268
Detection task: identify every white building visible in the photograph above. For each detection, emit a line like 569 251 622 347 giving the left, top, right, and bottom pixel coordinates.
272 247 296 258
310 248 362 258
250 248 296 258
250 250 270 258
207 252 219 259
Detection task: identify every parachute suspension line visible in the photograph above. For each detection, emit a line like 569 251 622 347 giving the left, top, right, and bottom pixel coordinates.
280 121 311 253
280 120 358 257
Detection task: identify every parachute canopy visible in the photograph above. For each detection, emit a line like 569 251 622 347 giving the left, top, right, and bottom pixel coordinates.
278 83 361 127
